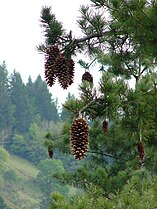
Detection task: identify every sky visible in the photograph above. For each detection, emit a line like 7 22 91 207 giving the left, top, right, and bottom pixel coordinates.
0 0 101 106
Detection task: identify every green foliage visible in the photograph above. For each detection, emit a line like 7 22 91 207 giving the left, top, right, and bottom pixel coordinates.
49 192 70 209
10 134 26 155
0 65 60 137
0 62 14 131
38 159 65 176
40 6 64 45
0 154 43 209
33 75 59 122
36 1 157 208
3 169 17 182
60 93 75 121
0 196 11 209
0 174 4 187
10 70 32 132
49 169 157 209
9 122 47 163
0 147 9 166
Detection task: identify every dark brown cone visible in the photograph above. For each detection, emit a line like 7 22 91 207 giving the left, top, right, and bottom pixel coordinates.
137 142 144 161
45 45 60 58
82 71 93 83
70 118 89 160
55 55 75 89
44 45 60 86
48 147 53 158
102 120 108 134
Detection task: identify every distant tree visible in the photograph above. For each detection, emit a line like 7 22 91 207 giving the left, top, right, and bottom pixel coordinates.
33 75 59 121
0 62 14 132
9 134 26 156
25 76 38 122
0 146 9 169
23 122 47 163
9 70 32 133
60 92 75 121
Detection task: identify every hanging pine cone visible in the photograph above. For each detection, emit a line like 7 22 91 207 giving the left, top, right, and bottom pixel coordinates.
137 142 144 161
70 118 89 160
48 146 53 158
102 120 108 134
82 71 93 84
44 45 60 86
55 54 75 89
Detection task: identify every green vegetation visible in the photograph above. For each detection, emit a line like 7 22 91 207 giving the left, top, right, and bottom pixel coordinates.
1 0 157 208
0 152 41 208
37 1 157 208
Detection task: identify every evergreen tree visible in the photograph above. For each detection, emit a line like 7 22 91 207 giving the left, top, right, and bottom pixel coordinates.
33 75 59 121
0 62 14 131
60 92 75 121
38 1 157 208
0 62 14 147
9 70 32 133
25 76 38 121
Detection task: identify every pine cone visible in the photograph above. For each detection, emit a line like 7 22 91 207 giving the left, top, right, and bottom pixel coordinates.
70 118 89 160
44 45 60 86
82 71 93 83
48 147 53 158
102 120 108 134
55 55 75 89
137 142 144 161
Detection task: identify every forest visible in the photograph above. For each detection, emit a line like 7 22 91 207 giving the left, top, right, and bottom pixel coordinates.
1 0 157 208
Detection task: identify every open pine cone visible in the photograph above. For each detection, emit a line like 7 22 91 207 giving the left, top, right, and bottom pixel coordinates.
44 45 60 86
70 118 89 160
55 54 75 89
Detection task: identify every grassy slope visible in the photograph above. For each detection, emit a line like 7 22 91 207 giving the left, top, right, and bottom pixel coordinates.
1 155 43 209
7 155 39 177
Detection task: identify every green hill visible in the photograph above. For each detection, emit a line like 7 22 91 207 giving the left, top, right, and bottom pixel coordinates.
0 155 43 209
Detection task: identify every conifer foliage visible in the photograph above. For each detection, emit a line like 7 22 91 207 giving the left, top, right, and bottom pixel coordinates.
38 6 76 89
37 2 157 208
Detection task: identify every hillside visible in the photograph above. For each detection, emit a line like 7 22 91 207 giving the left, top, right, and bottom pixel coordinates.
0 155 43 209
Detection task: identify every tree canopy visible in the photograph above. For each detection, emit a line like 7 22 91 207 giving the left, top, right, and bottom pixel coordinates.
38 1 157 208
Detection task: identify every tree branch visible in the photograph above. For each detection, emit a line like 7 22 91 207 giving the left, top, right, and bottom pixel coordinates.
88 150 128 161
74 31 111 45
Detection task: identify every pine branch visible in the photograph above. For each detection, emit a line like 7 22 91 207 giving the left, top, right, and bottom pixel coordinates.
79 99 96 116
88 150 128 161
73 31 111 45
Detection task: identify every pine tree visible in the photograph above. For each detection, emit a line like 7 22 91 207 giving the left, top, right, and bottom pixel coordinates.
9 70 31 133
33 75 59 121
38 1 157 208
60 93 75 121
0 62 14 131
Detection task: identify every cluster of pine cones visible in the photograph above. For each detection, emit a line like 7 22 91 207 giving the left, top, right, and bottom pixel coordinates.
44 45 75 89
70 118 89 160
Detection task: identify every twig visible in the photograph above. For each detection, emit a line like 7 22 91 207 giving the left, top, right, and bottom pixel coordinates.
74 31 112 45
88 150 128 161
79 99 95 116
